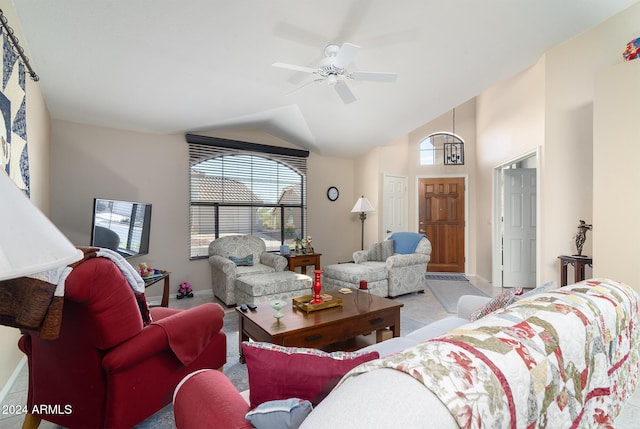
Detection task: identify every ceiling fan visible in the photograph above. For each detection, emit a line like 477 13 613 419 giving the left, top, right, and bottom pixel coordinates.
272 42 398 104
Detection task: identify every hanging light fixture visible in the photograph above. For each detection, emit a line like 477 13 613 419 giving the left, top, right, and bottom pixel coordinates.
444 108 464 165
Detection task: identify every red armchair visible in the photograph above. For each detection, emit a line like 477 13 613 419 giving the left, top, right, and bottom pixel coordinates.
18 257 227 429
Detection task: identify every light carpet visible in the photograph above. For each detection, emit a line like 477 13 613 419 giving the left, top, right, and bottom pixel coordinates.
426 277 489 313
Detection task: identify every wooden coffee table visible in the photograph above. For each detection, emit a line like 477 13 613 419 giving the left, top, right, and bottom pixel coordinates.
236 291 403 363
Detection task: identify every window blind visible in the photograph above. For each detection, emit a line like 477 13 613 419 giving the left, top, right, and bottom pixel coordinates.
187 135 308 258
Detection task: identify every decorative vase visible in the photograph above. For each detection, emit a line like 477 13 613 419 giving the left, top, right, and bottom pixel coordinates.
270 300 286 319
311 269 323 304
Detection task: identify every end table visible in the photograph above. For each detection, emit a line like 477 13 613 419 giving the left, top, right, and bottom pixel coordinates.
143 271 171 307
558 255 592 286
283 253 321 275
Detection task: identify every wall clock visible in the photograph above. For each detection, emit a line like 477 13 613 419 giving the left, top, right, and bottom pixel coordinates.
327 186 339 201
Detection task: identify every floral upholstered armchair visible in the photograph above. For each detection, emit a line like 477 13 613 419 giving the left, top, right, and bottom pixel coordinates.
353 232 432 297
208 235 288 306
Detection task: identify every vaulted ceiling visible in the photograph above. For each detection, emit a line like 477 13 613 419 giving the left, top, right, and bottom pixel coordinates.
12 0 640 157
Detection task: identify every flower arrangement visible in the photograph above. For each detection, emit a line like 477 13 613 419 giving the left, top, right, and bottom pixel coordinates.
138 262 157 277
302 236 313 253
294 236 313 253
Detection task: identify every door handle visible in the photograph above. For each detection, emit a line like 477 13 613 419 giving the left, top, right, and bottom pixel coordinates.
386 230 392 234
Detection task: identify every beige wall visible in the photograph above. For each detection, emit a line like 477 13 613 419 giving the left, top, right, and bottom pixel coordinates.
307 153 358 263
475 58 546 282
0 0 52 395
473 2 640 287
50 121 359 299
540 3 638 286
593 60 640 288
353 145 383 249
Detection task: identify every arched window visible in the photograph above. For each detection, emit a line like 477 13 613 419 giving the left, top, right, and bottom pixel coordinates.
187 135 308 258
419 132 464 165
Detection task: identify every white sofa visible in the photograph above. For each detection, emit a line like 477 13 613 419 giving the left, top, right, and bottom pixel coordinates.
174 279 640 429
357 294 492 357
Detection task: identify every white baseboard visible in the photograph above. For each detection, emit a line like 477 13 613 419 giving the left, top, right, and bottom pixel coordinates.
0 356 26 404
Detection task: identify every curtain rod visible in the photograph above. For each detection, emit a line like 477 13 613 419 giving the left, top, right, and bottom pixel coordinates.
0 9 39 82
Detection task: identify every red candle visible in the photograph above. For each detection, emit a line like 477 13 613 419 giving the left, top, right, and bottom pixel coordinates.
359 280 368 290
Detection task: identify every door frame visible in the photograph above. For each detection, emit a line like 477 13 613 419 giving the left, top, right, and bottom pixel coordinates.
415 174 469 274
492 147 540 288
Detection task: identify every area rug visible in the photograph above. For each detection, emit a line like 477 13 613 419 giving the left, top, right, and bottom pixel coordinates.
426 277 489 313
426 273 468 282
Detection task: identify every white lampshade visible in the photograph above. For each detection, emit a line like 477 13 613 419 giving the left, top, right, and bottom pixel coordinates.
0 170 83 281
351 196 375 213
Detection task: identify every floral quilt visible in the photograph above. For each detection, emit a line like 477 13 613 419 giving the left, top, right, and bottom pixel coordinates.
342 279 640 428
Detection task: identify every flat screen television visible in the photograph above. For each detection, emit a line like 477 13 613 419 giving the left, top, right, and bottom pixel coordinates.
90 198 152 258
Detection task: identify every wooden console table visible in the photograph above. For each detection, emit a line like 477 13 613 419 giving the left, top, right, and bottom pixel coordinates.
284 253 321 275
143 271 170 307
558 255 592 286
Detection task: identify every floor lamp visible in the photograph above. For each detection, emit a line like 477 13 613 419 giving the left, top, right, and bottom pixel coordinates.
351 196 375 251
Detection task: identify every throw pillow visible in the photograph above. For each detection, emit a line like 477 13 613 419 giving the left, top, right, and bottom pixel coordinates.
469 287 524 320
368 240 394 261
245 398 313 429
229 254 254 266
516 280 557 301
242 341 379 408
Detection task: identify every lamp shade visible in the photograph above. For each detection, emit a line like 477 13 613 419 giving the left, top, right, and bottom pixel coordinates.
351 196 375 213
0 170 82 281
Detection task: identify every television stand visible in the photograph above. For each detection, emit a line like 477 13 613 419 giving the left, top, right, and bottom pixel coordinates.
144 271 170 307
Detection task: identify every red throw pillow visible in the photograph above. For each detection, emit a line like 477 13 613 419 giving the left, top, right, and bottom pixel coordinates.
242 342 379 408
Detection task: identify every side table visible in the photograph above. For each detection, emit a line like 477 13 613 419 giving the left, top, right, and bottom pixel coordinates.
283 253 321 275
143 271 171 307
557 255 592 286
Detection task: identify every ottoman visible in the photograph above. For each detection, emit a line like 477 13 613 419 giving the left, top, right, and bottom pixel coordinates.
235 271 312 305
322 263 388 297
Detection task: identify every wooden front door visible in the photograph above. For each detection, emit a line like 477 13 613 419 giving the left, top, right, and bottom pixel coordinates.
418 177 465 273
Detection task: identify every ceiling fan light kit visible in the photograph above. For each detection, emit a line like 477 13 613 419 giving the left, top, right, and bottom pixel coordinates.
272 42 398 104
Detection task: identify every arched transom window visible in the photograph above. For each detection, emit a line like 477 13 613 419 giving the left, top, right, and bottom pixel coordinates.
420 132 465 166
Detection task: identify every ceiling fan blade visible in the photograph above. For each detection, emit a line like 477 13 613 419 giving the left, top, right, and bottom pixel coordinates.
284 78 324 95
334 81 356 104
272 62 317 74
334 43 360 69
350 71 398 83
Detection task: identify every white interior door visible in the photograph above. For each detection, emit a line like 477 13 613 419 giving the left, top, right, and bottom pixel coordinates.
383 174 408 236
503 168 536 287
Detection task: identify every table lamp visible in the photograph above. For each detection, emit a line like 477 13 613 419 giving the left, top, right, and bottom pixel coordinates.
0 169 82 337
0 169 83 281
